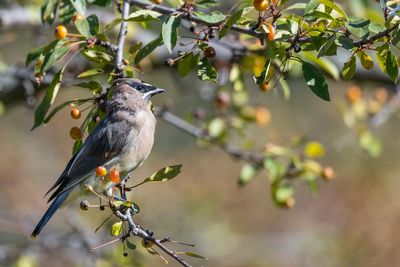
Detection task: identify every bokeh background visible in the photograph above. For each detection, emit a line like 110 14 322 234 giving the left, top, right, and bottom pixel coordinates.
1 1 400 267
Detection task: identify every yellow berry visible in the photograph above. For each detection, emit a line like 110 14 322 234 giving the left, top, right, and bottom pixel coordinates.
70 108 81 119
69 127 83 140
253 0 269 11
96 166 107 177
304 141 325 158
55 25 68 40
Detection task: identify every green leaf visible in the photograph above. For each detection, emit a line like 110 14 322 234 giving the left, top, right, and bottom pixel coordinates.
357 51 374 70
26 42 57 66
41 0 58 24
238 164 258 186
376 44 389 74
302 51 340 80
337 36 355 50
359 131 382 158
41 42 70 73
347 17 370 38
74 18 92 37
83 49 113 63
77 68 104 78
162 15 181 53
304 0 347 20
278 77 291 100
192 11 226 24
208 118 226 138
126 10 161 22
126 240 137 250
342 55 356 81
302 61 330 101
220 9 243 38
75 81 103 94
317 36 337 57
386 50 399 82
87 14 100 35
132 165 183 188
32 70 63 130
103 18 123 33
263 158 286 183
177 52 199 77
198 58 217 81
68 0 86 16
274 184 294 203
176 252 208 259
134 35 164 64
59 0 75 24
110 221 123 237
196 0 218 7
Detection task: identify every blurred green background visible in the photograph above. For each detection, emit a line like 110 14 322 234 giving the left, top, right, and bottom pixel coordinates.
2 1 400 267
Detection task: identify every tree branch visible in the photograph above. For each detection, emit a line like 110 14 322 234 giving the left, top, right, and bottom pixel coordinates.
354 22 400 46
114 0 130 76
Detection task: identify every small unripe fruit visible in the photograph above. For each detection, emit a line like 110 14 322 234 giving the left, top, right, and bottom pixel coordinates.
141 239 154 248
267 23 275 41
69 127 83 140
70 108 81 119
96 166 107 177
322 166 335 181
259 82 271 92
304 141 325 158
55 25 68 40
204 47 216 58
72 13 84 23
253 0 268 11
110 168 120 183
346 86 362 103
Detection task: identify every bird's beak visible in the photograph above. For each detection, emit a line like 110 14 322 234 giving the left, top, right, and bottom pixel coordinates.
143 88 165 102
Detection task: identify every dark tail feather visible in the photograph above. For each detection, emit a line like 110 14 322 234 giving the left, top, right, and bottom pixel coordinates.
31 190 70 238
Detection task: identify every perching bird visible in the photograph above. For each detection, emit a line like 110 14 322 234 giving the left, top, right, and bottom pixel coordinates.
31 78 165 237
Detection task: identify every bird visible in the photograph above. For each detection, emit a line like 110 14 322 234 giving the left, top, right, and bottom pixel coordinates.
31 78 165 238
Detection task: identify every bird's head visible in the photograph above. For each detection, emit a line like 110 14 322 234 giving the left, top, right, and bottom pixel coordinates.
112 78 165 103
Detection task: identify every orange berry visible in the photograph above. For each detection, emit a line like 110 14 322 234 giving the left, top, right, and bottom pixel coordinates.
110 168 120 183
70 108 81 119
267 23 275 41
346 86 362 103
152 0 162 4
72 13 84 23
322 166 335 181
271 0 279 5
69 127 83 140
374 87 388 103
96 166 107 177
255 107 271 126
55 25 68 40
283 197 296 209
253 0 268 11
259 82 271 92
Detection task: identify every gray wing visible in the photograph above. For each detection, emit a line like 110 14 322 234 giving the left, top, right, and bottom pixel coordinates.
46 116 131 202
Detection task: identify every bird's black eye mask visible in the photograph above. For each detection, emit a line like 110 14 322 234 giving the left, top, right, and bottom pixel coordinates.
112 78 156 94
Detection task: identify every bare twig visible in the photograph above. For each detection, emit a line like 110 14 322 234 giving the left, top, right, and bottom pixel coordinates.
354 22 400 46
114 0 130 76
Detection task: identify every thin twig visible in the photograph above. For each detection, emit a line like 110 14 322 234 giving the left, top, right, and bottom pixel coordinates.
115 0 130 76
